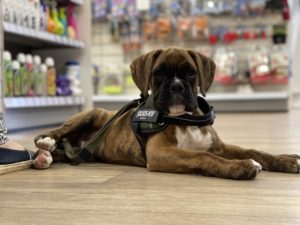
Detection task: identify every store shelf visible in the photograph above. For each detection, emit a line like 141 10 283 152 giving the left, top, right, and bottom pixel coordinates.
93 92 289 112
4 96 85 109
4 22 85 49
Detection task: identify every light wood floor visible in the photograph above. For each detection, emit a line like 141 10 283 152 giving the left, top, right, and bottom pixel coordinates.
1 110 300 225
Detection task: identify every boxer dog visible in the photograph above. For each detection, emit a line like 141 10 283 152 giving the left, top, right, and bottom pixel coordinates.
34 47 300 179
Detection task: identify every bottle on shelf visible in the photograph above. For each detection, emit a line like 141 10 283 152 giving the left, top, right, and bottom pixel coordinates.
26 54 35 96
3 51 13 97
33 56 45 96
17 53 27 96
45 57 57 96
12 60 21 97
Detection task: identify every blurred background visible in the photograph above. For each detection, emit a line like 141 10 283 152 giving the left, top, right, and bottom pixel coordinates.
1 0 300 130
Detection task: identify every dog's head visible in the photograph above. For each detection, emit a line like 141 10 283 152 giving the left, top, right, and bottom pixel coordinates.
130 47 215 115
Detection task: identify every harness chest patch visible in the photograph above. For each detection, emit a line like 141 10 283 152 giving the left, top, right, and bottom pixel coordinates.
132 109 160 123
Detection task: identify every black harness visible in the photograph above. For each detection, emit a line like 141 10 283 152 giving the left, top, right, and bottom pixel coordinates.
68 94 215 164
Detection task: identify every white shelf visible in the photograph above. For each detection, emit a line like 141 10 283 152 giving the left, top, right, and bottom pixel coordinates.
4 96 85 109
4 22 85 48
93 92 289 112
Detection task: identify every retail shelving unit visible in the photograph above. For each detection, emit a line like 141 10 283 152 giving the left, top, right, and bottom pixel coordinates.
2 0 92 130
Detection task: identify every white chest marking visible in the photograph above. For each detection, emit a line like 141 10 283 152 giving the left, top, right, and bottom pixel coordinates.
175 126 213 151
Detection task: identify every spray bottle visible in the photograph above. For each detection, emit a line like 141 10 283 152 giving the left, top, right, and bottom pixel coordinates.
33 56 43 96
59 7 68 36
51 3 64 35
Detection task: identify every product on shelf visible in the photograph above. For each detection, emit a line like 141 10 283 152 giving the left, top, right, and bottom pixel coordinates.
270 46 288 84
214 48 239 85
92 65 101 95
3 51 13 97
51 2 65 35
248 47 271 84
33 56 45 96
12 60 21 97
3 0 80 39
65 61 82 96
58 7 68 36
17 53 27 96
56 74 71 96
101 64 124 95
67 4 78 39
45 57 57 96
26 54 35 96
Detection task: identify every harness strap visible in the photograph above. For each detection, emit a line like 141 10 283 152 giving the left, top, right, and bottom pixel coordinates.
69 97 143 164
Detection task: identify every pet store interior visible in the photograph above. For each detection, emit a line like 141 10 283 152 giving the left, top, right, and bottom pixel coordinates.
1 0 300 225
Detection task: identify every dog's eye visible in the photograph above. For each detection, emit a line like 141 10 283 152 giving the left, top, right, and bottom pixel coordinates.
154 70 165 78
186 71 196 78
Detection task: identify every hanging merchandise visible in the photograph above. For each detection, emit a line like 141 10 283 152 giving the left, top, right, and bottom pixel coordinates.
177 16 191 40
272 24 287 44
156 17 172 40
234 0 248 17
3 51 14 97
192 16 208 40
92 0 109 21
143 21 157 41
92 65 101 95
248 0 266 17
101 64 124 95
45 57 57 96
282 0 290 20
270 46 288 84
67 4 78 39
214 48 239 85
248 47 271 84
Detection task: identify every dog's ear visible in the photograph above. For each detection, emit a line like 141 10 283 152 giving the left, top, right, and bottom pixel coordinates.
130 49 163 95
187 50 216 97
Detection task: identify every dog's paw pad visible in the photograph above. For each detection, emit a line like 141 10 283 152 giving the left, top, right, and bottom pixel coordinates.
36 137 56 152
250 159 262 173
32 150 53 169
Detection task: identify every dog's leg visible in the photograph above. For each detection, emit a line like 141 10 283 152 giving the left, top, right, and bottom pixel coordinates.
34 108 114 152
146 135 262 180
208 143 300 174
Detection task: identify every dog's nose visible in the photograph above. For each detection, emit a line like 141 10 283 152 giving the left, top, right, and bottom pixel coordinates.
170 82 185 93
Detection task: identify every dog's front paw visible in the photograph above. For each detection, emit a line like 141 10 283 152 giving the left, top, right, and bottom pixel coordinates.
231 159 262 180
32 149 53 169
36 137 56 152
271 154 300 173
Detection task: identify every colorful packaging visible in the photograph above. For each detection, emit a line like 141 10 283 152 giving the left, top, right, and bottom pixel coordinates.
270 47 288 84
248 48 271 84
3 51 14 97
